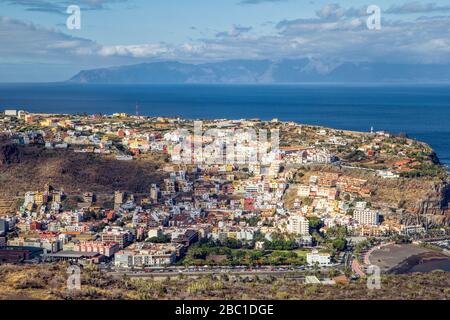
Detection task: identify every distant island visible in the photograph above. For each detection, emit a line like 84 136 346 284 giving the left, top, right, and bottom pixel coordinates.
68 59 450 84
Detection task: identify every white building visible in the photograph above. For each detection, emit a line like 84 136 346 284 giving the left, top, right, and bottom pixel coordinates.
4 110 18 117
114 243 181 268
377 170 399 179
297 185 311 198
353 209 379 226
400 225 426 236
287 215 310 236
24 191 35 206
306 250 331 266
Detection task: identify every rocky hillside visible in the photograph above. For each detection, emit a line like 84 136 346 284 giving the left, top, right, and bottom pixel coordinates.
288 165 450 226
0 264 448 300
0 143 164 196
0 143 21 165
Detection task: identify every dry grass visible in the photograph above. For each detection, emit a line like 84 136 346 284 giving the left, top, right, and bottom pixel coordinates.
0 264 448 300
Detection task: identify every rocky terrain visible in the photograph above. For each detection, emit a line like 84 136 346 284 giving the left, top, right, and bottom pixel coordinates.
0 143 164 196
0 264 448 300
288 164 450 226
0 143 21 165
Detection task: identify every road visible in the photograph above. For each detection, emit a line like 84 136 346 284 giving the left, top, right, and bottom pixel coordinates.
109 270 307 279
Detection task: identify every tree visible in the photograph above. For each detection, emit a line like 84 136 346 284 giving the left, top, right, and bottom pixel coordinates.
308 217 323 232
332 237 347 252
147 234 170 243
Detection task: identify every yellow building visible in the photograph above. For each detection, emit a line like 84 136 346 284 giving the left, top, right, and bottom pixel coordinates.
113 113 128 118
40 119 52 127
34 192 47 205
227 232 237 239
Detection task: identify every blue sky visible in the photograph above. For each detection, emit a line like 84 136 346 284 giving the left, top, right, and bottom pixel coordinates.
1 0 450 81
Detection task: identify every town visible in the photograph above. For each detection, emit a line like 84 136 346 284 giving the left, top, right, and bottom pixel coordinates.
0 109 448 288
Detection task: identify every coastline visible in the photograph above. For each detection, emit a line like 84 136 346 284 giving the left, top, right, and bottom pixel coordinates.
1 84 450 169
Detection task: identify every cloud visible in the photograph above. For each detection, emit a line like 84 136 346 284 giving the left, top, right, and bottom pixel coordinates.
316 3 368 20
0 16 99 61
2 1 450 80
316 3 347 20
0 15 167 63
385 2 450 14
0 0 130 14
98 43 173 58
0 15 176 63
0 0 65 14
215 25 252 38
185 4 450 65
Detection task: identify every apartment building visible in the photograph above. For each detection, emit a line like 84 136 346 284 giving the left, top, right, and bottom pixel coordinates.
114 243 182 268
287 215 310 236
101 227 133 248
353 209 379 226
73 241 120 258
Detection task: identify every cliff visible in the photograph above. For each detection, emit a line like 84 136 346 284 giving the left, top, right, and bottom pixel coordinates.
414 181 450 226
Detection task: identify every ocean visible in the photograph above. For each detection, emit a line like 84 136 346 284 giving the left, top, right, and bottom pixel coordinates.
0 83 449 167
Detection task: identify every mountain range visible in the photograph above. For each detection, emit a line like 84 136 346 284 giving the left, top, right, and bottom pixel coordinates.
68 59 450 84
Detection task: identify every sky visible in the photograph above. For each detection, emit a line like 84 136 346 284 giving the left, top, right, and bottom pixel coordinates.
1 0 450 81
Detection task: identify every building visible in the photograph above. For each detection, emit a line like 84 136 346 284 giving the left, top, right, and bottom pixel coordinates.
42 251 104 264
24 191 35 207
101 227 133 248
171 229 198 246
73 241 120 258
114 243 183 269
4 110 18 117
150 184 160 201
297 185 311 198
400 225 426 236
353 209 379 226
34 191 48 205
52 191 63 203
114 191 124 205
306 250 331 266
83 192 94 204
8 237 61 253
0 219 8 236
287 215 310 236
0 246 43 263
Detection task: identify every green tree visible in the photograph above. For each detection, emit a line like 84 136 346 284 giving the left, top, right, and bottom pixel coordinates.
332 237 347 252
